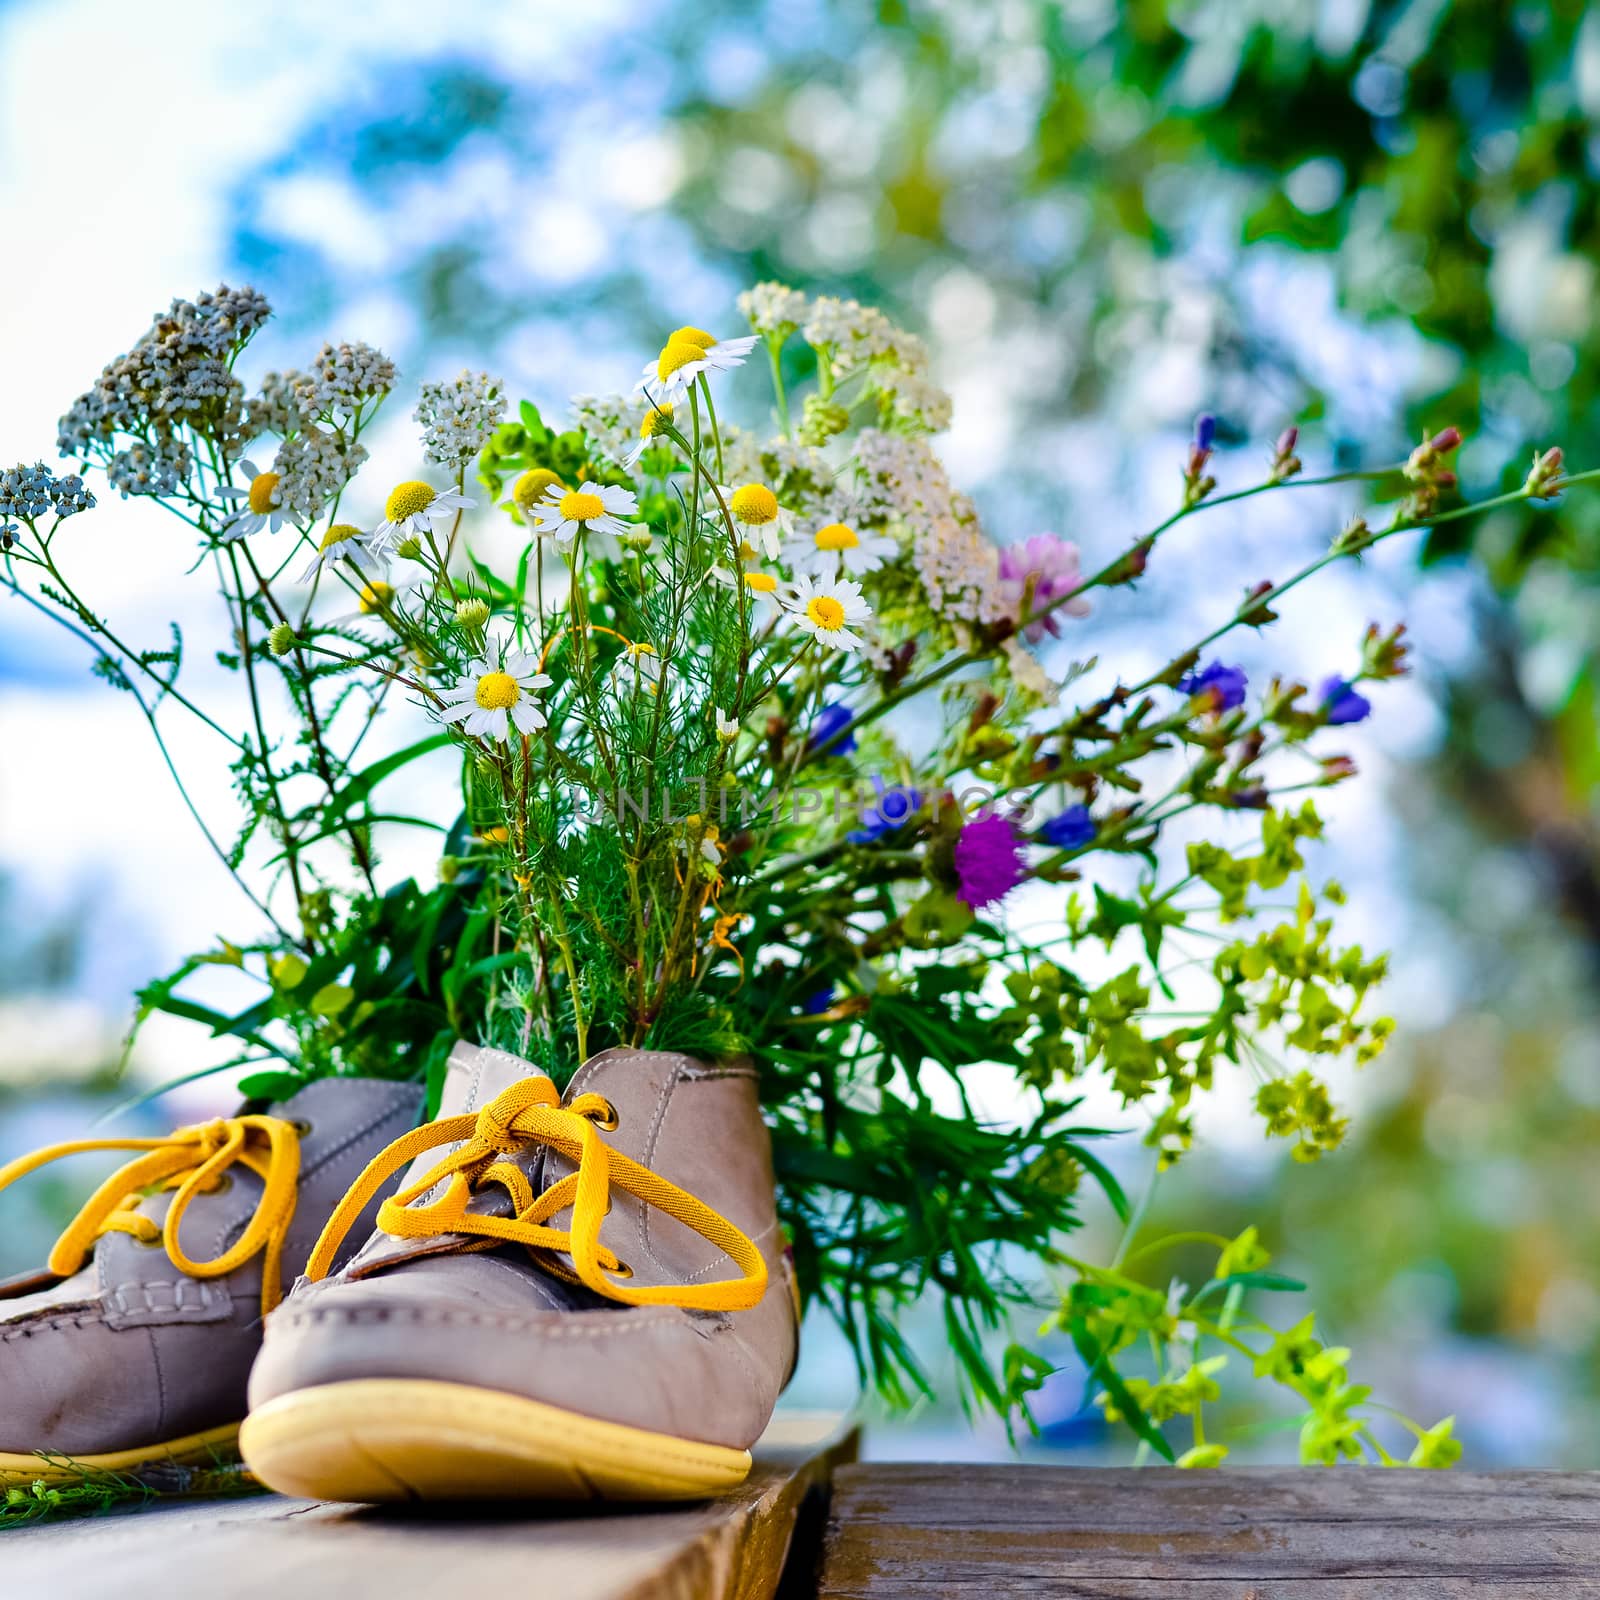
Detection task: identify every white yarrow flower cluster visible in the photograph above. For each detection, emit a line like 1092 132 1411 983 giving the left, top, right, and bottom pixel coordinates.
855 429 1008 626
301 341 397 416
737 282 811 336
272 428 369 523
415 370 506 469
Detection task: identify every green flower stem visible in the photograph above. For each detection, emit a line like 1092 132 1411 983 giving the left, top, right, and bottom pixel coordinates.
237 541 379 893
4 552 242 749
0 568 293 944
765 333 792 437
224 544 316 951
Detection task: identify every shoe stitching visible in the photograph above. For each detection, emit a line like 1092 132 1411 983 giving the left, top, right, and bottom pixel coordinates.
273 1304 702 1339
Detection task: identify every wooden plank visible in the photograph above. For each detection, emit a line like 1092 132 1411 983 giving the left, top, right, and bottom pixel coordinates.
2 1413 856 1600
817 1465 1600 1598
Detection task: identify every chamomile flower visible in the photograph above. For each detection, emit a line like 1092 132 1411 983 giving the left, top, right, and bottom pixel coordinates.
610 639 663 697
712 563 784 620
299 523 384 582
788 519 898 579
624 402 676 468
370 479 475 555
708 482 793 560
637 326 758 398
784 573 872 653
436 636 553 742
530 480 643 551
214 460 299 539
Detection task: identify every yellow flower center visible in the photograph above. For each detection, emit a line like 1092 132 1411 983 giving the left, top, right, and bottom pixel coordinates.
559 489 606 522
669 325 717 351
358 582 395 614
656 339 705 380
320 523 362 551
628 642 658 660
247 472 282 515
640 403 674 439
806 595 846 631
814 522 860 551
729 483 778 524
514 468 563 509
385 480 437 522
745 571 779 593
475 671 521 710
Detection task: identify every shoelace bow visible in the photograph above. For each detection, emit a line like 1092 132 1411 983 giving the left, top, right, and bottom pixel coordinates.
0 1115 302 1316
306 1074 768 1313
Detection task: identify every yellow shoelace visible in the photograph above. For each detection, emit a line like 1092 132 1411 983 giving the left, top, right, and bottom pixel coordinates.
0 1116 301 1317
307 1075 768 1313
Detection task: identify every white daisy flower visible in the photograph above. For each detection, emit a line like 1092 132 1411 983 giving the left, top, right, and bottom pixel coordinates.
214 459 300 539
370 479 475 556
299 522 385 583
530 481 643 551
788 519 899 579
609 639 663 697
669 325 759 373
436 636 553 743
624 402 676 468
711 563 785 620
783 573 872 653
713 707 739 742
707 482 793 560
637 325 759 399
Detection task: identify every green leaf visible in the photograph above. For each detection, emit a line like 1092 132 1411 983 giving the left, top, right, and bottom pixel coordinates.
320 735 453 823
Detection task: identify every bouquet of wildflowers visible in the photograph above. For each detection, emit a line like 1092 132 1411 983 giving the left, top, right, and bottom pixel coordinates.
4 281 1582 1466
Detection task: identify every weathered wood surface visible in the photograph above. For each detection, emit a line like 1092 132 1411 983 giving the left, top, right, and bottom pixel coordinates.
2 1415 856 1600
817 1465 1600 1598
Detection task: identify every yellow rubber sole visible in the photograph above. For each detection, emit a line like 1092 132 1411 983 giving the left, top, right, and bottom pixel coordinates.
0 1421 242 1487
239 1379 753 1503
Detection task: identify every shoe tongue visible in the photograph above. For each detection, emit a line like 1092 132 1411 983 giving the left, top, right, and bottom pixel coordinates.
344 1041 550 1280
437 1040 547 1119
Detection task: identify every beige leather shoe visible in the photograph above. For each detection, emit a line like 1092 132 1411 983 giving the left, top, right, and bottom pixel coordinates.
241 1042 800 1502
0 1076 423 1485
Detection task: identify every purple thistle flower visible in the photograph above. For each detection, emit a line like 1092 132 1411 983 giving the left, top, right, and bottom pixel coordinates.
954 812 1027 911
1179 660 1248 711
848 777 921 844
1039 805 1096 851
1193 413 1217 453
1318 676 1372 726
808 701 858 756
997 534 1092 643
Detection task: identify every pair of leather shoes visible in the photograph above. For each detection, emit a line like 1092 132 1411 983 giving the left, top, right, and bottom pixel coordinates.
0 1043 798 1502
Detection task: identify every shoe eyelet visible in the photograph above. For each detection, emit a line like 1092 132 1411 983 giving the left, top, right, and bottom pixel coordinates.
290 1119 314 1138
205 1173 234 1196
611 1261 633 1280
591 1099 620 1132
132 1233 165 1251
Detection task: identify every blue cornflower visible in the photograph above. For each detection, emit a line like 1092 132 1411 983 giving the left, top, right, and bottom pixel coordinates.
1179 660 1248 711
803 986 835 1015
808 701 858 756
1318 676 1372 726
848 777 921 844
1039 805 1096 851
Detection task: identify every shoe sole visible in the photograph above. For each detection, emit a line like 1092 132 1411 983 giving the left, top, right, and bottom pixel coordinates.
0 1421 242 1487
239 1379 753 1502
